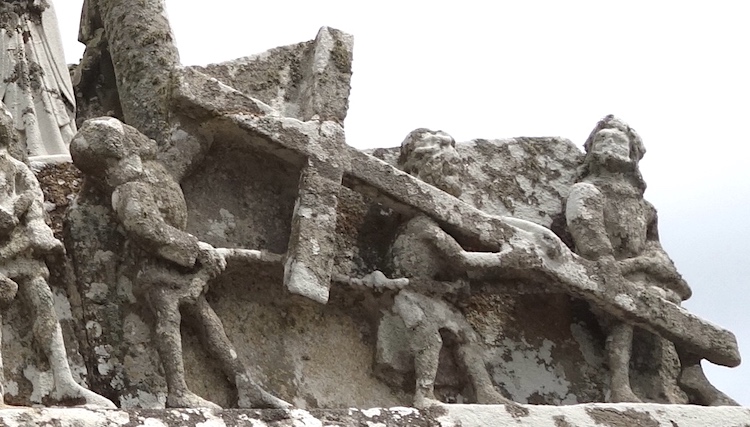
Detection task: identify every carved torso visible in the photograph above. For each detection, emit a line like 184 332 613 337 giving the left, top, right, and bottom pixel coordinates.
586 177 651 259
142 160 189 231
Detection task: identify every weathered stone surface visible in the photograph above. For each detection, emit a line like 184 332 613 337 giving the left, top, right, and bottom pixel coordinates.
0 404 749 426
194 26 353 124
0 105 112 408
59 0 741 413
0 0 76 161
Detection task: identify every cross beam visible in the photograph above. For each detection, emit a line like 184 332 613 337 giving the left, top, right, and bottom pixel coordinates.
171 67 740 368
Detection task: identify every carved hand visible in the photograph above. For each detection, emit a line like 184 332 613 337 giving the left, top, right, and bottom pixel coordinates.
196 241 227 278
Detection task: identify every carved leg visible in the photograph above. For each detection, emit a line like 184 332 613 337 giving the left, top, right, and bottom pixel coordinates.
677 349 738 406
22 275 115 408
457 343 512 405
184 296 291 409
411 324 443 408
148 287 219 409
606 321 641 403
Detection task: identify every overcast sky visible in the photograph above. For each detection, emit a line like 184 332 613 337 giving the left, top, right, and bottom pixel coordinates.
54 0 749 405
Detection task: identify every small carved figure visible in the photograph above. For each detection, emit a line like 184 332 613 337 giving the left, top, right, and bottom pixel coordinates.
70 117 291 410
0 105 114 408
565 115 735 405
0 0 76 161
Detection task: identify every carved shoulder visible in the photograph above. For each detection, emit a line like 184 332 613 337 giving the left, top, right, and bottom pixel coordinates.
565 182 613 260
111 181 200 268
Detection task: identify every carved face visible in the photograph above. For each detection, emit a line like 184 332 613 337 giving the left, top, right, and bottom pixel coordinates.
589 128 635 171
398 129 463 197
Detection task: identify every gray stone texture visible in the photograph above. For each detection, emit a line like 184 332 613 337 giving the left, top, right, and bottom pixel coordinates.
0 404 749 426
0 3 717 425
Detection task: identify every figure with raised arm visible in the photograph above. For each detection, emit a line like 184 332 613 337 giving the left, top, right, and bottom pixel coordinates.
70 117 291 410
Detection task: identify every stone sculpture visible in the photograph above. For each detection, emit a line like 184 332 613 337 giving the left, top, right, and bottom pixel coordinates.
565 115 737 405
0 0 75 162
69 117 290 410
0 0 725 420
373 129 513 408
0 105 112 408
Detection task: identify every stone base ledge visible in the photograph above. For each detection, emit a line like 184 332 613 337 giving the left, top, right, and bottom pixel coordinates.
0 403 748 426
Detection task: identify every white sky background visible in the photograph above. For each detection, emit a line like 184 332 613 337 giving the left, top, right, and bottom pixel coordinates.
54 0 749 405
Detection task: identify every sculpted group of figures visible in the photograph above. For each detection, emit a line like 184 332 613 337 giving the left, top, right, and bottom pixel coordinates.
0 104 739 409
0 0 740 413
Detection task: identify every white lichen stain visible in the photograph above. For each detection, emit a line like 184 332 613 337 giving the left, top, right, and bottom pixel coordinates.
22 365 54 404
615 294 636 312
494 338 576 404
291 409 323 427
388 407 418 418
361 408 381 418
140 418 169 427
51 289 74 320
119 390 167 409
4 380 18 396
85 282 109 301
86 320 102 338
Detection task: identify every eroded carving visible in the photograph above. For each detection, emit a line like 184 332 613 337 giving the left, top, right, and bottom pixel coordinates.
0 105 113 408
369 129 513 408
47 0 741 412
69 117 290 410
565 115 736 405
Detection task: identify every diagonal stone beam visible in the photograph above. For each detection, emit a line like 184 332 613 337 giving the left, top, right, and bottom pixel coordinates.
171 67 740 368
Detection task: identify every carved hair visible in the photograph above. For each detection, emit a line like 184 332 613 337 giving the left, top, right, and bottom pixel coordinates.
398 128 455 173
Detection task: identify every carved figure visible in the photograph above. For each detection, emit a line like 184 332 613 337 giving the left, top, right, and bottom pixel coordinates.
0 0 75 161
0 105 113 408
371 129 514 408
565 115 736 405
69 117 291 410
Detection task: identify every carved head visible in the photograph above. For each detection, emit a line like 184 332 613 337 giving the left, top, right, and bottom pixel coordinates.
583 115 646 171
398 128 463 197
70 117 158 188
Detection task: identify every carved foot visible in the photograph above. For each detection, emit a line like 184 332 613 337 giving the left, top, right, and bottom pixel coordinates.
475 388 514 406
609 388 642 403
413 395 443 409
679 365 739 406
236 375 291 410
167 391 221 410
53 382 117 408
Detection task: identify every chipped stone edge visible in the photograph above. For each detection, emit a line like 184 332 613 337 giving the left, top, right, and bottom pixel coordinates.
0 404 747 426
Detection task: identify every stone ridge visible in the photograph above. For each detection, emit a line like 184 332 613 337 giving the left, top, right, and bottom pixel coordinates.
0 404 748 426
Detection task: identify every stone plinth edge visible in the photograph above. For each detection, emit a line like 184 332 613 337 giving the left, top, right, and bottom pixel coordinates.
0 404 748 427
